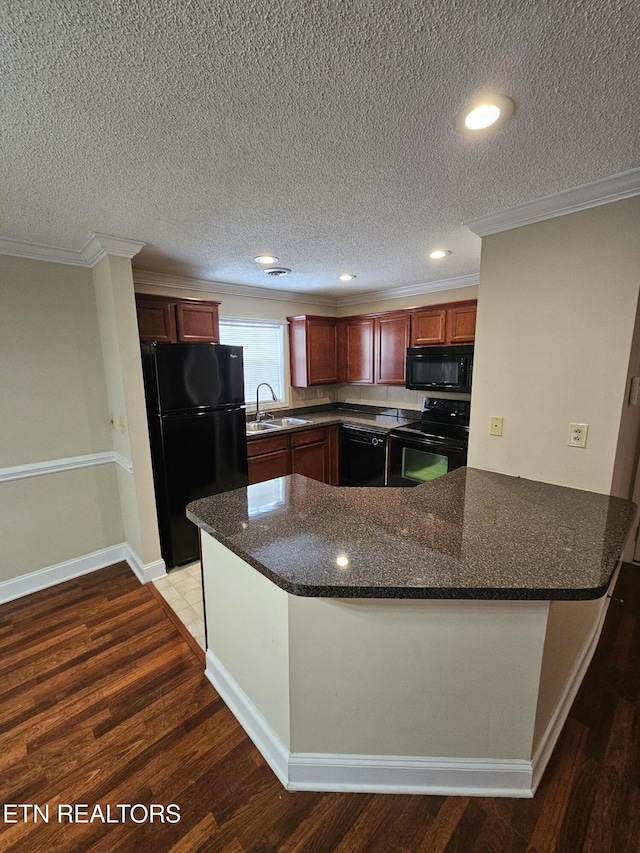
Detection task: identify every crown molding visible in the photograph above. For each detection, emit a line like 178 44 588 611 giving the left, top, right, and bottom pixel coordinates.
467 169 640 237
80 233 146 266
0 237 89 266
1 233 146 267
133 270 338 308
336 274 479 308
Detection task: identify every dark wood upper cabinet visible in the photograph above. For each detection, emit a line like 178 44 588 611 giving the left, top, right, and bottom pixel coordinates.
409 300 477 347
287 315 338 387
276 301 476 392
135 295 178 343
376 312 410 385
409 308 447 346
175 301 220 342
447 302 477 344
337 310 408 386
135 294 220 344
338 317 375 384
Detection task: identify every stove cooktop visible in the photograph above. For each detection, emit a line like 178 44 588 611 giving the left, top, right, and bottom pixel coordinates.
390 397 470 446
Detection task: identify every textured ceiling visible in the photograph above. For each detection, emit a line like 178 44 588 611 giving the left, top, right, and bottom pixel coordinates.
3 0 639 296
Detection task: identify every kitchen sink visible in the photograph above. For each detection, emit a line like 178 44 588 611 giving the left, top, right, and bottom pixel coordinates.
245 421 283 433
245 417 312 434
268 417 311 428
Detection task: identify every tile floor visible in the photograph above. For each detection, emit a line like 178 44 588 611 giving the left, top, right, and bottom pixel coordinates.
153 561 205 650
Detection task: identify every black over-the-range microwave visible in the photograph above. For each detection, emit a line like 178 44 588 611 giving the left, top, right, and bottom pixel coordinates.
405 345 474 393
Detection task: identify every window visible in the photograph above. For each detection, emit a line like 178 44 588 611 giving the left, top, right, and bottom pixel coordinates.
218 318 287 408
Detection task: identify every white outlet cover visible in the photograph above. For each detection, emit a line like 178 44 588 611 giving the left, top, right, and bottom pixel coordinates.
568 423 588 447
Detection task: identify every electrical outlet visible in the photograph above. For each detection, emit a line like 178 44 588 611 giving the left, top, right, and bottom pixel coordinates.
489 416 503 436
298 389 306 400
568 423 588 447
316 388 323 398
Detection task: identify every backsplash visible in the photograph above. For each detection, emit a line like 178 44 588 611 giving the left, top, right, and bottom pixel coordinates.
289 386 338 408
285 384 471 412
339 384 422 409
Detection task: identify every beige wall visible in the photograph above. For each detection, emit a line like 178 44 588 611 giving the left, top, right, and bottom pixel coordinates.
468 197 640 495
93 257 162 566
1 467 124 579
1 257 111 464
288 595 548 759
532 595 603 752
202 530 550 761
0 256 124 580
202 533 291 748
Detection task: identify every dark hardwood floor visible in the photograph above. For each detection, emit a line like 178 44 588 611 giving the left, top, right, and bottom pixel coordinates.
1 561 638 852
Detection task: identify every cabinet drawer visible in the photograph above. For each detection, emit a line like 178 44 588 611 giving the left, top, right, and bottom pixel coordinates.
248 450 291 484
246 434 289 457
290 427 327 447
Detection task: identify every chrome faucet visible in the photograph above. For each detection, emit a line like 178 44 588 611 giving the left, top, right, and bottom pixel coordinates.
255 382 278 421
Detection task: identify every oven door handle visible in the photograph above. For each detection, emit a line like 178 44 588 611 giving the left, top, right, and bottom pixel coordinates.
391 434 465 452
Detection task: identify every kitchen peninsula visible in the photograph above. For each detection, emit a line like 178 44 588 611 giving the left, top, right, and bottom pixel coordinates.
186 468 635 797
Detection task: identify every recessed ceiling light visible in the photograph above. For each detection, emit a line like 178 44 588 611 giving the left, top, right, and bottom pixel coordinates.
429 249 451 260
254 255 279 265
339 273 356 282
454 95 515 134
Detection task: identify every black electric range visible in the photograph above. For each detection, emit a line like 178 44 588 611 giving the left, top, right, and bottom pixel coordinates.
387 397 470 486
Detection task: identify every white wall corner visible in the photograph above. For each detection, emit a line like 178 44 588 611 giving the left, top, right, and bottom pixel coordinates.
81 233 146 267
125 545 166 584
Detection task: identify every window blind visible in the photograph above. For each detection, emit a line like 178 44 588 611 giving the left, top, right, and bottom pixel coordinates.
218 319 286 405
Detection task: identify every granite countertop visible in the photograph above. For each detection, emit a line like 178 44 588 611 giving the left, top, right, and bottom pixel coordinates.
245 407 416 439
186 467 636 601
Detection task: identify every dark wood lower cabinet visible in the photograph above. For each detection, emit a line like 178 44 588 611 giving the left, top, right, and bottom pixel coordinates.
247 434 291 485
247 425 339 486
248 449 291 484
290 429 328 482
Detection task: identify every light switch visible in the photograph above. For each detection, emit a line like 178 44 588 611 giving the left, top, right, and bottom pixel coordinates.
489 416 503 436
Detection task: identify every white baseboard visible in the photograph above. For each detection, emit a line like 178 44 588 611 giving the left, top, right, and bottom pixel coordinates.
205 649 290 787
204 650 534 797
0 543 166 604
125 545 166 584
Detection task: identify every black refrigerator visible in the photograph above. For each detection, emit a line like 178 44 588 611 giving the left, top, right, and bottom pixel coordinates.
141 342 249 568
